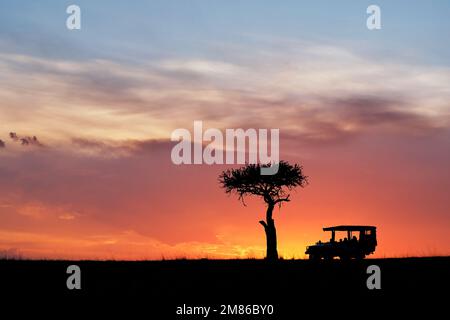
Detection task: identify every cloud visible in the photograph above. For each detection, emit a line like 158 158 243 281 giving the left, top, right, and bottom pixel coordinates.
159 59 242 76
8 132 43 147
277 95 446 144
1 42 449 146
9 132 18 141
20 136 40 146
71 138 173 157
334 96 441 132
16 203 49 219
0 139 4 148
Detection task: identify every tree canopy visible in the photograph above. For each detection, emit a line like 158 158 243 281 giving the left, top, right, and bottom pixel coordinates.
219 161 308 205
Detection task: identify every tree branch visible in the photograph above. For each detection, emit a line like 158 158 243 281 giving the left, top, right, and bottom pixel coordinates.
275 195 290 204
259 220 268 229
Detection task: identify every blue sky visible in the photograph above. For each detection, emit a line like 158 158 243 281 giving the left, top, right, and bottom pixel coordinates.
1 1 449 65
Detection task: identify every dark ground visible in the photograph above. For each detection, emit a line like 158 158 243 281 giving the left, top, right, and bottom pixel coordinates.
0 257 448 317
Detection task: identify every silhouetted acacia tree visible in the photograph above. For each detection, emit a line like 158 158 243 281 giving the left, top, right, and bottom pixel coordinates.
219 161 308 260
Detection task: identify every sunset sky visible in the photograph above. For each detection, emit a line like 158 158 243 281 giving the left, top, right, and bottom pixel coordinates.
0 1 449 259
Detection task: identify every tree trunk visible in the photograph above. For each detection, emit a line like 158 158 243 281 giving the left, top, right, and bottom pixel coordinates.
259 202 278 260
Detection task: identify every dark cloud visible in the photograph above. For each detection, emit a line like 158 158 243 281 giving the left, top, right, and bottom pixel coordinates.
9 132 43 147
274 95 445 146
0 139 5 148
336 96 414 124
9 132 18 141
333 95 442 134
71 138 173 157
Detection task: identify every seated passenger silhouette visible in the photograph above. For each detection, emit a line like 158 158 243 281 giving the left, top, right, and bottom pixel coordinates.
351 236 358 246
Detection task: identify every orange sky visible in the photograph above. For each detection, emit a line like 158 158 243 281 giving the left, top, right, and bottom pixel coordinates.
0 129 449 259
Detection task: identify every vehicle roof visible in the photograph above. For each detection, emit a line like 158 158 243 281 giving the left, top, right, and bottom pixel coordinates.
323 225 376 231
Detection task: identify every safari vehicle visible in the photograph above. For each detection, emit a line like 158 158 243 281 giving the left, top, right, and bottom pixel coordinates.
305 225 377 260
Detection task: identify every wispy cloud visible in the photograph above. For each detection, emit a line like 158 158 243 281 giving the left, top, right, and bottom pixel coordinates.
1 42 449 145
